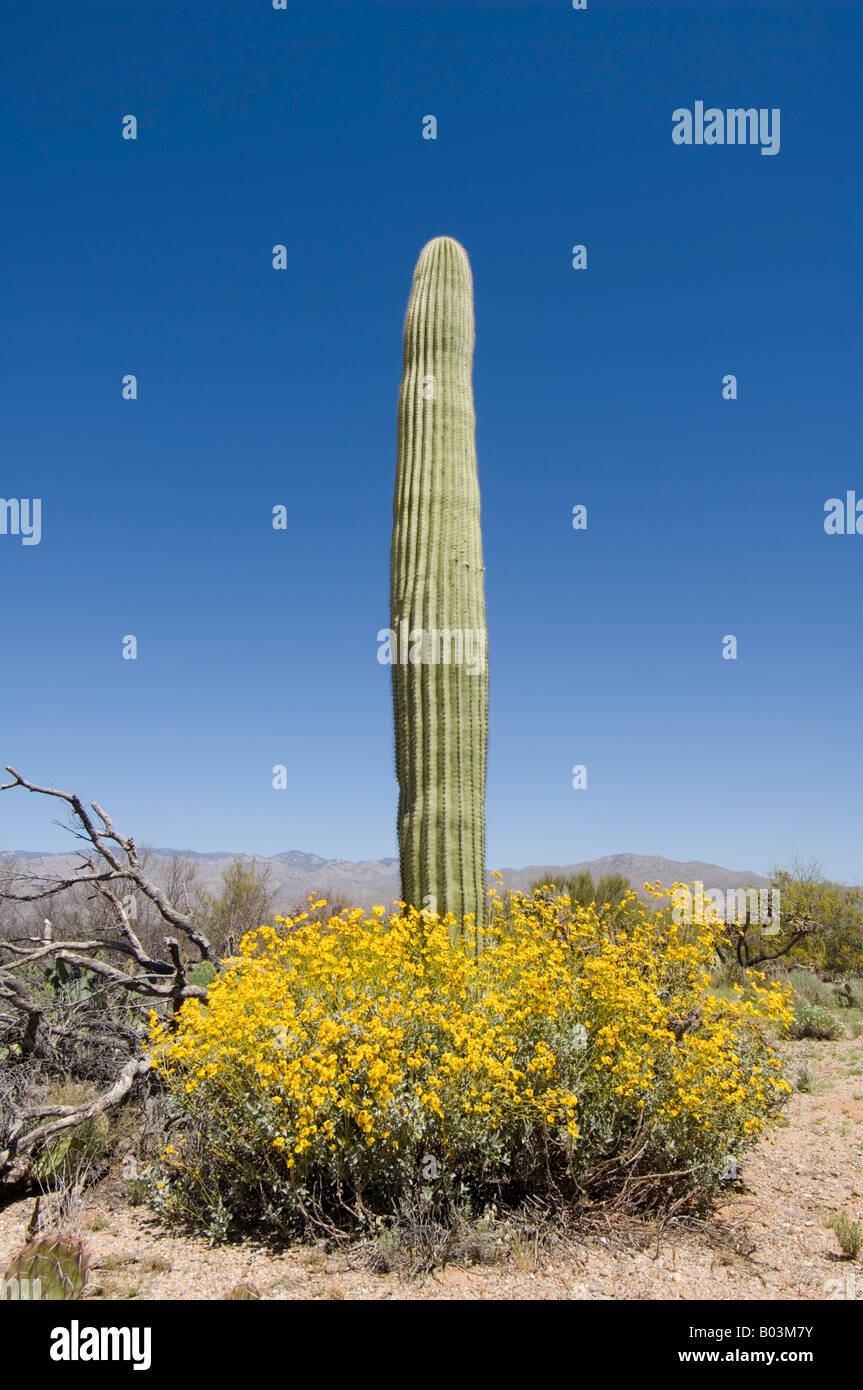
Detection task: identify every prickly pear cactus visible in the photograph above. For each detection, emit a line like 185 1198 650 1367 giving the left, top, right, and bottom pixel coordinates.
2 1233 90 1300
33 1112 110 1185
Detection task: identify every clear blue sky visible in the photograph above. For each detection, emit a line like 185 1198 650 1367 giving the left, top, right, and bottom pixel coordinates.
1 0 860 883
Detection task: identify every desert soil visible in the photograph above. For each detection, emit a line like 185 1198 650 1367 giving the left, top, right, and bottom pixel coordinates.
2 1038 862 1301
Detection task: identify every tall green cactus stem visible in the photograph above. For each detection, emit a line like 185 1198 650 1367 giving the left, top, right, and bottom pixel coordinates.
391 237 488 935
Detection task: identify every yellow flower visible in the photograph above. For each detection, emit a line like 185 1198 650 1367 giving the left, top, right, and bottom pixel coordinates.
149 884 790 1227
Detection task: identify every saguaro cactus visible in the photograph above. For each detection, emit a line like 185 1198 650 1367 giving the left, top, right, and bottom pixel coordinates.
390 236 488 933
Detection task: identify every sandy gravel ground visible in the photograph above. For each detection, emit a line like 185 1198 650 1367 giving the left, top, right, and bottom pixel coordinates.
2 1039 862 1301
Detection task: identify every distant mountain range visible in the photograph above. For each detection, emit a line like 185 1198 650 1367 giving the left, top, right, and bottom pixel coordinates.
3 848 770 908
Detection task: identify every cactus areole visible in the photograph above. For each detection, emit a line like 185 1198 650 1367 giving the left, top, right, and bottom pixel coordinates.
390 237 488 935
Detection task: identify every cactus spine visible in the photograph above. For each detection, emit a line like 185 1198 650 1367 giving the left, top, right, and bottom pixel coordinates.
3 1234 90 1300
391 237 488 933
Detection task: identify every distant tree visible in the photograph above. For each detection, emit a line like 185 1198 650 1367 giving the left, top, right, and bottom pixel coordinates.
770 860 863 976
529 870 631 913
0 855 19 941
194 858 277 955
0 766 216 1188
710 859 863 975
282 891 357 923
594 873 631 909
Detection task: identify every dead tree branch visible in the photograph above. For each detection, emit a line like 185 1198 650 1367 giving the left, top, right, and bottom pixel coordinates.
0 768 219 1186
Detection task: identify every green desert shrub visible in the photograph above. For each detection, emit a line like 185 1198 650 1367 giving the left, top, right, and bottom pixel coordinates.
847 979 863 1009
787 969 835 1009
828 1212 863 1261
189 960 217 988
787 998 843 1041
149 887 793 1241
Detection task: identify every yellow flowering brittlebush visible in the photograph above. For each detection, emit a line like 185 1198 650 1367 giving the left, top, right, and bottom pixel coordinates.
150 884 792 1237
